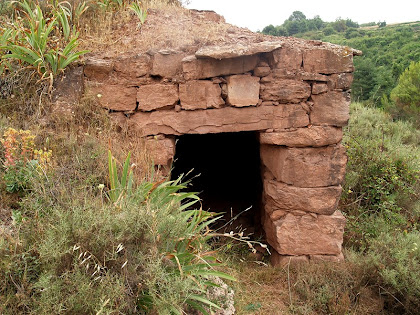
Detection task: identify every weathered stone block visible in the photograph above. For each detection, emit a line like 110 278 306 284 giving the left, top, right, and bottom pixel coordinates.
311 91 351 126
151 50 186 78
137 84 179 111
182 55 259 80
87 83 137 111
303 47 354 74
259 126 343 147
312 82 328 94
269 46 303 72
270 252 309 266
310 253 344 262
260 79 311 103
263 179 342 215
179 80 224 110
195 41 282 59
145 137 175 167
253 66 271 77
329 73 354 90
84 58 113 81
226 75 260 107
264 210 346 255
260 144 347 188
114 54 150 78
129 104 308 136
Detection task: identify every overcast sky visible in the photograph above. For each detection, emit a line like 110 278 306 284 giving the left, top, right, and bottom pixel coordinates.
186 0 420 32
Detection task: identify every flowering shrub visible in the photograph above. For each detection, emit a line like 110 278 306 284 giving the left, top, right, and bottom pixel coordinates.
1 128 52 192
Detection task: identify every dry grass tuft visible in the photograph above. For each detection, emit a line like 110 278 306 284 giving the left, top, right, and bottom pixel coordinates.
77 2 260 57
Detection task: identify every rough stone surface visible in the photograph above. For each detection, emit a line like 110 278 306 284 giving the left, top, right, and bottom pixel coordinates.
226 75 260 107
310 253 344 262
270 252 309 266
52 66 84 116
260 79 311 103
269 46 303 73
253 66 271 77
260 144 347 188
53 66 84 104
195 41 282 59
129 104 309 136
329 73 354 90
303 47 354 74
151 50 186 78
312 82 328 94
263 179 342 215
87 83 137 111
264 210 346 255
114 54 150 78
137 84 179 111
182 55 259 80
145 137 175 167
179 80 224 110
259 126 343 147
84 58 113 81
311 91 351 126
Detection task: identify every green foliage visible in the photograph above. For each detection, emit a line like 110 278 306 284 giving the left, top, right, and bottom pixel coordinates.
0 0 88 79
107 150 134 203
1 143 234 313
367 231 420 312
261 12 420 108
390 61 420 125
129 1 148 25
342 103 420 248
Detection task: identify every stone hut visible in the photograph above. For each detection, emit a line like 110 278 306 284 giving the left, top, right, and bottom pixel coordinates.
80 10 361 265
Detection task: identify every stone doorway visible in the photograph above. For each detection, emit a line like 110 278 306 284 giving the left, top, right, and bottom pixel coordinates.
171 131 263 235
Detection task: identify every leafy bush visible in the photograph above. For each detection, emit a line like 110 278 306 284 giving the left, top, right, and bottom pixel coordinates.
367 231 420 313
0 128 52 193
342 103 420 248
390 61 420 125
1 148 234 314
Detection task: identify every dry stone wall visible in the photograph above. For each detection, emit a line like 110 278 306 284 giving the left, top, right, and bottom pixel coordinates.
83 38 359 265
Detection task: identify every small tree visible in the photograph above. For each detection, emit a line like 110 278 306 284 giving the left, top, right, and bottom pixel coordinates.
390 61 420 124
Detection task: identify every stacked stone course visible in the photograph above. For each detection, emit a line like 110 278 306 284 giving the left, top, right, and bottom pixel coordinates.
83 38 360 265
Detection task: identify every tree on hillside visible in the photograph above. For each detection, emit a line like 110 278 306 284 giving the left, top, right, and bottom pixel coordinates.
288 11 306 21
390 61 420 124
284 11 308 35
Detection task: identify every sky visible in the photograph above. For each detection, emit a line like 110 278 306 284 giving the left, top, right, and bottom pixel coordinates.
186 0 420 32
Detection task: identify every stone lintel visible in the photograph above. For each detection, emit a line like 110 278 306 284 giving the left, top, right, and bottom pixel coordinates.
129 104 309 136
182 55 259 80
195 41 282 59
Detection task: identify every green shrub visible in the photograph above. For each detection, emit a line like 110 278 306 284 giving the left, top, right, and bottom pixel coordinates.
342 103 420 248
367 231 420 313
1 149 234 314
390 61 420 125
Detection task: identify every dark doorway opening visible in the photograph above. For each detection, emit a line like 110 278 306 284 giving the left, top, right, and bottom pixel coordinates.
171 131 263 235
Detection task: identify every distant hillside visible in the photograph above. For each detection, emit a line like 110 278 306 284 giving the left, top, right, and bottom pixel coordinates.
262 12 420 105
